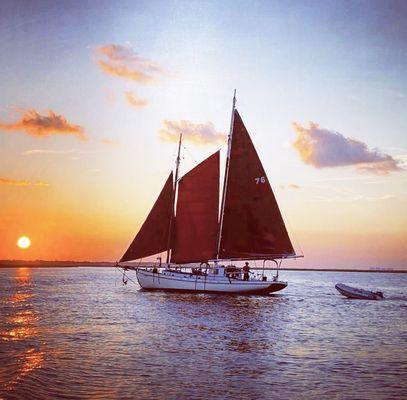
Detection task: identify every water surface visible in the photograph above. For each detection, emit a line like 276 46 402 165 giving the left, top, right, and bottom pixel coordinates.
1 267 406 399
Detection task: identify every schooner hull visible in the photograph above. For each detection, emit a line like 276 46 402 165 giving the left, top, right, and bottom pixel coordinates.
136 270 287 294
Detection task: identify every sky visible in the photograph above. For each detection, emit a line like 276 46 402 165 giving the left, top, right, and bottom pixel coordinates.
0 0 406 269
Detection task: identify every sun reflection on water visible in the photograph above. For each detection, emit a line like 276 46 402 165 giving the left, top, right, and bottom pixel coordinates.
0 268 44 392
15 348 44 379
15 267 31 283
10 292 33 304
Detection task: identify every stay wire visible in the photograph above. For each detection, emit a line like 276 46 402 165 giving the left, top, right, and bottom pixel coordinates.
182 144 198 165
115 266 139 287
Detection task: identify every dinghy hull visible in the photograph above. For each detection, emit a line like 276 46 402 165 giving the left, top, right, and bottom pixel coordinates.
335 283 383 300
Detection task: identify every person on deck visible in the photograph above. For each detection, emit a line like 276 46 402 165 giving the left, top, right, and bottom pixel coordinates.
243 262 250 281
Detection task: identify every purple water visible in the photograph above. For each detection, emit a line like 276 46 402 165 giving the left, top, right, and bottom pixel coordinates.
1 267 406 399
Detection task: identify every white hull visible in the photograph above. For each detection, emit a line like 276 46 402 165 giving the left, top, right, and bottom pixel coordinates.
135 269 287 294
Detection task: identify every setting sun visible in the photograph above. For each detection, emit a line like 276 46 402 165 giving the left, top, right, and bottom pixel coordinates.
17 236 31 249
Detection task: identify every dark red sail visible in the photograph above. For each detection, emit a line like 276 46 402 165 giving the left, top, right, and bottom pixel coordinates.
219 110 295 259
120 172 173 262
171 151 220 263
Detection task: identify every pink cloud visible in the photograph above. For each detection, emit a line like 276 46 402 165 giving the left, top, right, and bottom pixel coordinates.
125 91 148 108
160 120 225 145
96 44 163 83
292 122 402 175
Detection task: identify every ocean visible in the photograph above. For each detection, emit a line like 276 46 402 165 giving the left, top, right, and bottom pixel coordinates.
1 267 406 399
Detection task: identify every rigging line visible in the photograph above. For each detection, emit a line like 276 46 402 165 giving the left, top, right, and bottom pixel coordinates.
181 144 198 164
272 183 304 257
280 198 304 257
115 266 139 287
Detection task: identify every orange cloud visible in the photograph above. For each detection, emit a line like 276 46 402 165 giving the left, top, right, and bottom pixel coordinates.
160 120 226 145
22 148 95 157
0 177 49 187
0 109 86 141
280 183 301 190
292 122 402 175
96 44 163 83
125 91 148 108
101 138 119 146
22 149 76 155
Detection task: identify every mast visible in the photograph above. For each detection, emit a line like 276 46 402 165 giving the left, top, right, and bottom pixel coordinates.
166 133 182 264
216 90 236 259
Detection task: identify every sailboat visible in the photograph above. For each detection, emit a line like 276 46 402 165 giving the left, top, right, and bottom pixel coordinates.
119 93 302 294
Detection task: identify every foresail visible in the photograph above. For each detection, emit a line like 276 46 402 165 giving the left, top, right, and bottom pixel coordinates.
120 172 173 262
219 110 295 259
171 151 220 263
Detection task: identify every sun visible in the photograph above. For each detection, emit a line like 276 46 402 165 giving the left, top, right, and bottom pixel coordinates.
17 236 31 249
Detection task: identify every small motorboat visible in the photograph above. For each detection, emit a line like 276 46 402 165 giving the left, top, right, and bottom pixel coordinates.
335 283 384 300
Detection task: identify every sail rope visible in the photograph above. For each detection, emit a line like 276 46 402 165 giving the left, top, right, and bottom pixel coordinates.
181 144 198 165
279 194 304 258
115 265 139 287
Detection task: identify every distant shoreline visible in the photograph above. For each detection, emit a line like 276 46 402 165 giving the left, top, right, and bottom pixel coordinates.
280 267 406 274
0 261 405 273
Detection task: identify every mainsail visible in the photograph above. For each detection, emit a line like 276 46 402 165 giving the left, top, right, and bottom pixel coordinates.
171 151 220 263
120 172 174 262
218 110 295 260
